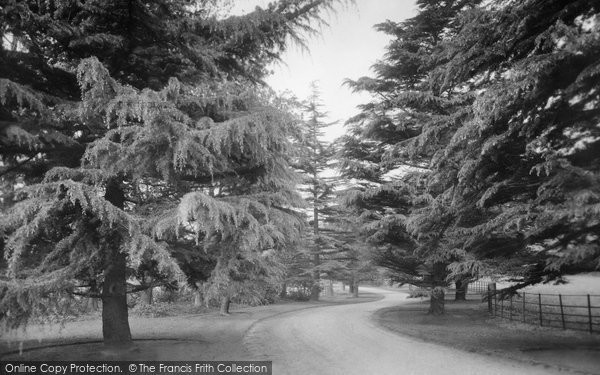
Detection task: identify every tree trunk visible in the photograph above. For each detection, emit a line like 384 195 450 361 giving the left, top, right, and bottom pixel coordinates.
326 279 334 297
455 279 468 301
348 282 354 294
310 201 320 302
309 251 320 301
428 262 447 316
220 295 231 315
87 297 99 312
193 282 202 306
193 292 202 307
193 291 202 307
87 283 100 311
310 280 320 301
140 275 153 304
429 286 445 315
101 178 132 346
141 288 153 305
341 282 345 291
279 282 287 299
352 281 359 298
102 251 132 345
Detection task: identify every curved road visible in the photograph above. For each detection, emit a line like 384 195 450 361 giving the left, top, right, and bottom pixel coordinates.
244 287 561 375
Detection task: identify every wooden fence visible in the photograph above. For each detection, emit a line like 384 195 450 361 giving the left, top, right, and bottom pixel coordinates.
466 280 489 294
488 287 600 334
408 280 490 296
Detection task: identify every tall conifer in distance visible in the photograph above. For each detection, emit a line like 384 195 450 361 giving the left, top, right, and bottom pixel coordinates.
293 82 338 301
0 0 341 345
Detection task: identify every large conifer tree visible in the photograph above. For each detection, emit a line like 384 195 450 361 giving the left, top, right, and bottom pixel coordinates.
0 0 340 345
341 0 600 304
426 0 600 288
339 0 479 308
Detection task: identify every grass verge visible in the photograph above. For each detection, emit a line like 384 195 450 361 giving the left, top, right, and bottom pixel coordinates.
0 292 380 361
373 297 600 375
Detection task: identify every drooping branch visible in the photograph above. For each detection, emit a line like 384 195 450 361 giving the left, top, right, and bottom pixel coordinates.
0 154 35 178
126 281 173 294
66 289 103 298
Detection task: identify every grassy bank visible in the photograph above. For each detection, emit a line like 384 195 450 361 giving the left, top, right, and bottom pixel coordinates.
373 297 600 375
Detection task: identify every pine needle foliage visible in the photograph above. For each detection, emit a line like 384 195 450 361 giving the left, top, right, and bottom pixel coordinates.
291 82 342 300
1 0 345 189
340 0 600 290
428 0 600 286
339 0 478 287
0 54 306 329
0 0 342 339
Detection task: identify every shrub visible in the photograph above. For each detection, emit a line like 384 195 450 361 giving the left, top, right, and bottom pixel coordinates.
285 290 311 301
130 302 177 318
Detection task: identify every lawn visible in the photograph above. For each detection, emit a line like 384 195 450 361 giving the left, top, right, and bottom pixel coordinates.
0 293 380 361
373 295 600 375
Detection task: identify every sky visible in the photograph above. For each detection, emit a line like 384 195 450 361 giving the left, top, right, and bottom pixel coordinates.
230 0 417 141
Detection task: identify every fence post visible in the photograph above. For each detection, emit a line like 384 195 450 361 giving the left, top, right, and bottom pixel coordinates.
495 286 498 315
538 293 543 327
509 294 513 321
488 283 496 315
588 294 593 333
559 294 565 330
522 292 526 323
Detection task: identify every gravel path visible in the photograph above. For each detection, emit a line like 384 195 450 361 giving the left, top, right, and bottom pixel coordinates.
244 287 564 375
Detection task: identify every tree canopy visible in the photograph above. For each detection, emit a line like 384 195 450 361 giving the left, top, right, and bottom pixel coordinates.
0 0 342 344
340 0 600 292
292 82 339 300
1 0 597 335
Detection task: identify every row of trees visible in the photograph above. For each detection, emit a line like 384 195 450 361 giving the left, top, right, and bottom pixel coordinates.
338 0 599 313
3 0 595 344
0 0 350 345
279 82 377 302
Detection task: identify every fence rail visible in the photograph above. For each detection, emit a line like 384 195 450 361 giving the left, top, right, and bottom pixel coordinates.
488 287 600 334
467 280 489 294
408 280 491 296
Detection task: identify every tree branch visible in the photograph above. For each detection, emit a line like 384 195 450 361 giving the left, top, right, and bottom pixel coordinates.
126 281 171 294
66 289 102 298
0 155 35 178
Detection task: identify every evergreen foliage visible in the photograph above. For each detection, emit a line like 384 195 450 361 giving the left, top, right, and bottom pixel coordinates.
431 0 600 288
339 0 475 288
290 82 342 300
0 0 341 343
287 82 376 298
0 0 341 190
340 0 600 292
